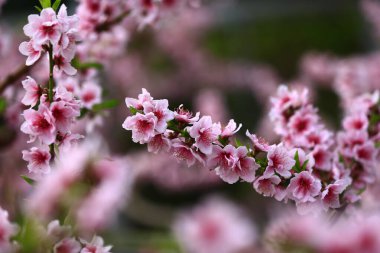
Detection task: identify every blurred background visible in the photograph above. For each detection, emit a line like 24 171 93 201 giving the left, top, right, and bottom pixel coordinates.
0 0 378 252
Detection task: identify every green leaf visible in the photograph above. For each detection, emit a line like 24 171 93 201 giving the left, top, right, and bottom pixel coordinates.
34 5 42 12
0 97 7 114
21 175 36 186
301 159 309 171
370 113 380 126
52 0 61 11
72 58 104 70
39 0 51 8
129 106 142 116
92 99 119 112
235 138 243 147
375 141 380 148
293 150 304 173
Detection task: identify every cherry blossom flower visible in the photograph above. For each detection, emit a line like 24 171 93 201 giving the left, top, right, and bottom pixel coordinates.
79 81 102 109
80 236 112 253
321 178 351 209
22 146 51 174
189 116 221 155
51 101 80 132
287 171 321 203
265 144 295 178
21 104 56 145
253 174 281 197
143 99 174 133
19 40 42 66
172 140 204 167
147 134 171 154
246 130 270 152
21 76 40 107
173 197 256 253
122 112 157 144
54 238 81 253
174 104 200 123
220 119 242 138
343 113 369 132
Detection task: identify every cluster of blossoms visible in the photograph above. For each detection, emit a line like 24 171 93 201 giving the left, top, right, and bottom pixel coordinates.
28 140 132 233
173 197 257 253
264 212 380 253
122 86 380 213
19 5 84 175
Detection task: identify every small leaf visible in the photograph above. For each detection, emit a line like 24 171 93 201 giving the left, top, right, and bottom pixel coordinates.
21 175 36 186
129 106 142 115
0 97 7 114
72 58 103 70
52 0 61 11
301 159 309 171
293 150 302 173
375 141 380 148
92 99 119 112
35 5 43 12
235 138 243 147
39 0 52 8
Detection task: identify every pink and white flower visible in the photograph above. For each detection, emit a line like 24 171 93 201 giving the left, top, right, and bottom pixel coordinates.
79 81 102 109
21 76 40 107
22 146 51 174
287 171 321 203
19 40 42 66
265 144 295 178
54 238 81 253
189 116 221 155
143 99 173 133
253 174 281 197
21 104 56 144
122 112 157 144
321 178 351 209
80 236 112 253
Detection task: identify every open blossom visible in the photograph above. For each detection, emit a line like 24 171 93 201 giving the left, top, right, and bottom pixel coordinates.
125 88 153 110
174 104 200 123
220 119 241 138
265 144 295 178
143 99 174 133
343 113 369 132
51 101 80 132
211 145 258 184
253 174 281 197
22 146 51 174
19 39 42 66
79 81 102 109
172 140 204 167
287 171 321 203
246 130 270 152
173 197 256 253
122 112 157 144
54 238 81 253
80 236 112 253
189 116 221 155
21 104 56 145
321 178 351 209
21 76 40 106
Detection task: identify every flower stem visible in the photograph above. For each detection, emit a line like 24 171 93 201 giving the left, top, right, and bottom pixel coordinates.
48 45 55 161
48 45 54 103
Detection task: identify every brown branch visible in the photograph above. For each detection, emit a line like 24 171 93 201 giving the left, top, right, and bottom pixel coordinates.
0 63 32 94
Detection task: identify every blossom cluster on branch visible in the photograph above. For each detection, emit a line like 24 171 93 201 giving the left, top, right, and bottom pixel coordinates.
122 86 380 213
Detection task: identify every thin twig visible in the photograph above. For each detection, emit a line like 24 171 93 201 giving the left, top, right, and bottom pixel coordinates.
0 64 32 94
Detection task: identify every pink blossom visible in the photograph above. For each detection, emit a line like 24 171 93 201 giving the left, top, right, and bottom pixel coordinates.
353 142 377 164
265 144 295 178
122 112 157 144
311 146 332 171
288 106 319 136
147 134 171 154
343 113 369 132
22 146 51 174
220 119 242 138
253 174 281 197
21 104 56 144
53 54 77 76
57 132 83 152
189 116 221 155
19 40 42 66
23 8 61 46
54 238 81 253
56 77 80 95
321 178 351 209
246 130 270 152
0 207 18 250
143 99 174 133
173 197 256 253
80 236 112 253
51 101 80 132
21 76 40 107
79 81 102 109
174 104 200 123
287 171 321 203
125 88 153 110
172 140 204 167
